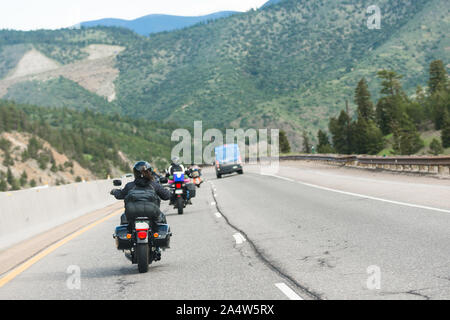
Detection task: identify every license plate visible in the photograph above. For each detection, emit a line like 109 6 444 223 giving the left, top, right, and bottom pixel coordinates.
175 190 183 194
135 221 149 230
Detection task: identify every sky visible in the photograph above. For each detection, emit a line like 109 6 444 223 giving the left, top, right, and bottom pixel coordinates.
0 0 269 31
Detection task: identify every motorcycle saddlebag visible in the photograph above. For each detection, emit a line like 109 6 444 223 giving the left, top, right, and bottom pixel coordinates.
155 224 172 249
186 183 196 199
114 225 132 250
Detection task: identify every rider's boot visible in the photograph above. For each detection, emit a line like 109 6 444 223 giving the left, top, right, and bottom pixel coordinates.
154 248 162 261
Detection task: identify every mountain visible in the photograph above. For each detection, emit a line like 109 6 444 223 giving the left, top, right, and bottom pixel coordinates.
261 0 284 8
79 11 238 36
0 0 448 150
113 0 449 147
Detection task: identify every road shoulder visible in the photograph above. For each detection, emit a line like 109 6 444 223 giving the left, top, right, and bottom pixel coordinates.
0 202 123 277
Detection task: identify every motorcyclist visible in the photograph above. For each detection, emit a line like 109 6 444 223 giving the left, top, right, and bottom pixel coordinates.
166 157 195 205
111 161 171 260
167 157 186 176
111 161 171 226
187 164 202 176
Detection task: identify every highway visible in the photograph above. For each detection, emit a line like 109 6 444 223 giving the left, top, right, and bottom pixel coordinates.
0 164 449 300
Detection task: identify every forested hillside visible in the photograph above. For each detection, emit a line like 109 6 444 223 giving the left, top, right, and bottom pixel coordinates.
0 0 448 151
314 60 450 156
0 100 178 190
114 0 449 147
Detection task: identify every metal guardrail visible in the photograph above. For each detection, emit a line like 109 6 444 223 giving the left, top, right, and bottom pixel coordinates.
356 156 450 166
279 155 357 163
278 154 450 174
200 154 450 174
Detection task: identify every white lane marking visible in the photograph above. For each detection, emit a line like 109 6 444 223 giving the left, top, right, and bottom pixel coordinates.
233 233 246 245
261 173 450 214
264 174 294 182
275 283 303 300
215 212 222 218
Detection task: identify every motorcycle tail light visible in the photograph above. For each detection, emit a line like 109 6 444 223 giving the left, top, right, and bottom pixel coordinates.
176 183 182 189
137 231 147 240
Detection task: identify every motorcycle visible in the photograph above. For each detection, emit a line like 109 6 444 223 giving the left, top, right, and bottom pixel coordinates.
111 179 172 273
189 167 203 188
168 172 196 215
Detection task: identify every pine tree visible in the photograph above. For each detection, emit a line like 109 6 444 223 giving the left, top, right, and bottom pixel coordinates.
353 119 384 155
355 78 374 121
442 109 450 149
6 167 20 191
0 170 7 192
302 131 311 153
392 118 424 155
20 171 28 187
30 179 37 188
429 138 443 155
377 70 404 96
376 71 405 135
428 60 448 95
353 79 384 154
6 167 14 186
279 130 291 154
0 178 7 192
329 110 354 154
317 130 334 154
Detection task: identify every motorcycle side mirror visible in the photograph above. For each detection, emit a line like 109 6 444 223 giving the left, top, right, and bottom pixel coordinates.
113 179 122 187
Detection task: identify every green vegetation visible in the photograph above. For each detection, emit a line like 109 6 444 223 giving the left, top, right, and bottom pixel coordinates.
324 60 449 155
302 131 311 153
0 27 141 65
0 100 179 178
4 77 120 114
279 130 291 153
316 130 334 154
115 0 444 132
0 0 447 145
430 138 443 155
442 110 450 148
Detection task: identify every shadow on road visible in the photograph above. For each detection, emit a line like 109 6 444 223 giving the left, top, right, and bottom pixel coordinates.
80 263 171 279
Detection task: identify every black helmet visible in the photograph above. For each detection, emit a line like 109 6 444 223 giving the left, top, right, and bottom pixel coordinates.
171 156 180 165
133 161 153 180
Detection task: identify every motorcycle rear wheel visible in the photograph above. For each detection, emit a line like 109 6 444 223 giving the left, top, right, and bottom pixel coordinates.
177 197 184 215
137 244 149 273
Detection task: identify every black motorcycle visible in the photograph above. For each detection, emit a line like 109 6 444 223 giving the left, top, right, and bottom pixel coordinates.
112 179 172 273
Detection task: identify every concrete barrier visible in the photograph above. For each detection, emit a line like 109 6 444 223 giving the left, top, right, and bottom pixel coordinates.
0 179 121 250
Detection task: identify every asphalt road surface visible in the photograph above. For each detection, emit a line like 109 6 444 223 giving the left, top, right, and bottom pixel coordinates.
1 165 449 300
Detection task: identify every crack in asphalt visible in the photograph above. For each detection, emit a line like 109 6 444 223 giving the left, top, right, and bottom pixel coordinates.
116 278 137 293
209 183 323 300
383 289 432 300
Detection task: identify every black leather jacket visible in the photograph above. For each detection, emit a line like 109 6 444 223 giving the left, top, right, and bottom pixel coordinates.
112 178 171 203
